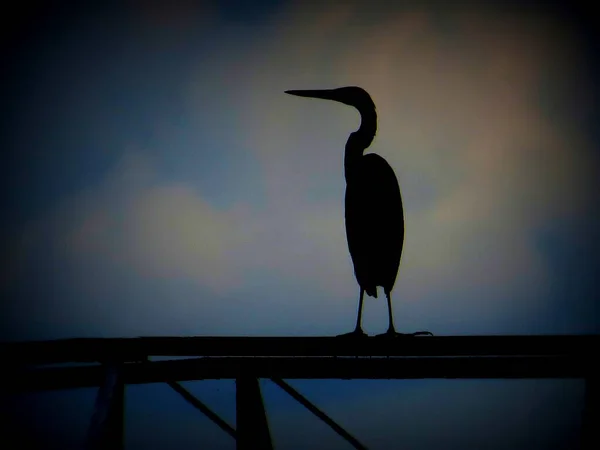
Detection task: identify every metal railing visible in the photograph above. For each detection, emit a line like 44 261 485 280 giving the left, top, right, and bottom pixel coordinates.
3 335 598 450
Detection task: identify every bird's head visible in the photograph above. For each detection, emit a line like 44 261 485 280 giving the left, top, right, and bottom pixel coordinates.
285 86 375 114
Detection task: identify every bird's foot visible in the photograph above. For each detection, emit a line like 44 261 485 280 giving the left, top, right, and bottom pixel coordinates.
375 329 434 338
411 331 434 336
336 328 368 338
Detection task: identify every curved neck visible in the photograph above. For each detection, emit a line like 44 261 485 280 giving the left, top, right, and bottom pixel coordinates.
344 108 377 181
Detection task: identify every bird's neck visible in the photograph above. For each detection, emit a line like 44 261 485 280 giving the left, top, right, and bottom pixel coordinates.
344 109 377 181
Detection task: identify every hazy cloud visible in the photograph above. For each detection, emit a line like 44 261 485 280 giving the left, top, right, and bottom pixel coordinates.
207 2 596 321
3 1 597 337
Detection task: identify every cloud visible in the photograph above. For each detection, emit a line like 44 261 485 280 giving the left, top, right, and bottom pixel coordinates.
126 0 217 40
3 1 597 337
4 146 352 295
52 151 246 294
200 2 597 325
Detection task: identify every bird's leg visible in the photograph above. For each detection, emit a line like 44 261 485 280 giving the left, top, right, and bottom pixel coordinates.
375 292 434 338
336 289 367 337
355 288 365 332
386 291 396 334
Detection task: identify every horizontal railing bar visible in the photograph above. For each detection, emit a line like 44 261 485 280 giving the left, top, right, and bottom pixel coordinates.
2 335 598 365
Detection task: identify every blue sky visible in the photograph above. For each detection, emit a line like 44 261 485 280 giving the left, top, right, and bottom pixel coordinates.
2 1 599 449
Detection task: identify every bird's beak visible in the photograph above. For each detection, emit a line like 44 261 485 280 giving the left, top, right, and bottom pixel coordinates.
285 89 342 103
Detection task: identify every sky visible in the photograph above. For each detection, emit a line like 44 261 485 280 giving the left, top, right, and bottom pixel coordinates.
1 0 599 449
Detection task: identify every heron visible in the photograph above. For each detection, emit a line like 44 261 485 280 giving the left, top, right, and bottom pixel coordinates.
285 86 432 338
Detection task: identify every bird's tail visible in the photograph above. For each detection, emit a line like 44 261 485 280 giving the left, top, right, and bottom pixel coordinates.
366 286 378 298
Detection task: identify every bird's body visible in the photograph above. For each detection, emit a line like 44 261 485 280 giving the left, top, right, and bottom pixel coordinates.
285 86 431 337
345 153 403 298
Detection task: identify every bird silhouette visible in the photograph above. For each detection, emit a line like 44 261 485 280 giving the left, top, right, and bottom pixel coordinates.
285 86 432 338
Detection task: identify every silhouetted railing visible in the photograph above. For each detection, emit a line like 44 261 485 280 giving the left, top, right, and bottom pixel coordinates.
3 334 596 363
3 335 598 450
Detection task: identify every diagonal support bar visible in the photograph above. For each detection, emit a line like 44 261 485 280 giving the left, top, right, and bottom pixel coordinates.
236 377 273 450
167 381 236 439
271 378 368 450
85 364 125 450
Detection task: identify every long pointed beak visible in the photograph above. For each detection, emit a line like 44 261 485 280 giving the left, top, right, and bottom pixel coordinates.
285 89 341 102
